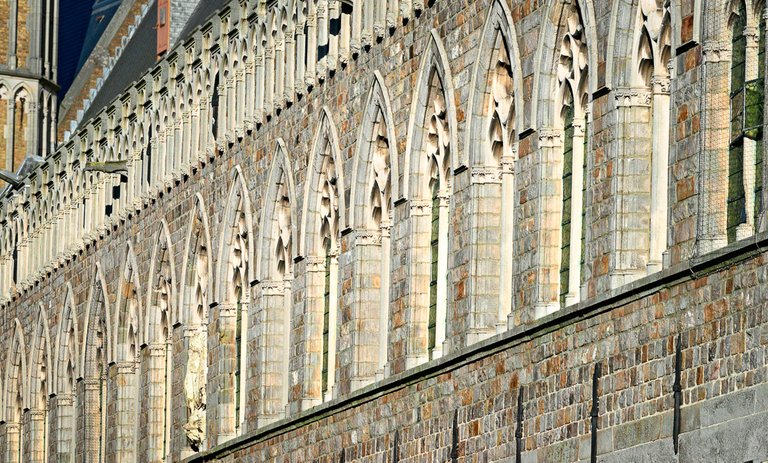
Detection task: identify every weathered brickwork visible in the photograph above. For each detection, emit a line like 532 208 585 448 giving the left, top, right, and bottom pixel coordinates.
0 0 767 462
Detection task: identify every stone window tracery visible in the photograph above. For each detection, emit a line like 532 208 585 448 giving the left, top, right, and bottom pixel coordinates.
727 0 765 242
183 207 209 453
82 285 108 463
425 70 450 360
557 1 589 307
318 141 339 400
635 0 672 272
147 235 173 461
226 190 249 434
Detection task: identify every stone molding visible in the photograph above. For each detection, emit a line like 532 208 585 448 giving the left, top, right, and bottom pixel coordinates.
354 229 383 246
538 128 562 148
470 166 502 184
615 88 652 107
702 41 731 63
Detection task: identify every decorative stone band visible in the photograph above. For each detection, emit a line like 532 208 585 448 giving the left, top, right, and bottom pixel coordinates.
4 422 21 432
538 128 563 148
702 41 731 63
218 302 238 317
470 166 502 184
354 229 383 246
651 75 671 95
82 378 103 391
259 280 285 296
146 343 168 357
55 393 75 407
744 26 760 46
614 88 652 108
410 199 433 217
28 410 46 421
115 361 137 375
306 255 329 273
501 153 516 175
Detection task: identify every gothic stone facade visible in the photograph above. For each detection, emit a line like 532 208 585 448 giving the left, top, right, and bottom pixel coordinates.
0 0 767 462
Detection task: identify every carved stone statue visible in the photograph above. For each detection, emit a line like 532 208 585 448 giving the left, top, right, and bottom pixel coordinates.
183 325 207 450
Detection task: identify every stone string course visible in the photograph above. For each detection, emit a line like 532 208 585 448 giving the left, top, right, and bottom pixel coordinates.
0 0 765 462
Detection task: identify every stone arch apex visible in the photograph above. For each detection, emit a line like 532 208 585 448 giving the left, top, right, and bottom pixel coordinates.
402 28 460 201
299 108 347 257
215 164 257 303
349 69 400 230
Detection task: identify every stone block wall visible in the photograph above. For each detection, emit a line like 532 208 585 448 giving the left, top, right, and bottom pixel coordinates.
0 0 765 462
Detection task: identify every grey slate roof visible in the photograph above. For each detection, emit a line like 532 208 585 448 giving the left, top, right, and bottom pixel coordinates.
176 0 231 44
80 0 158 124
78 0 230 127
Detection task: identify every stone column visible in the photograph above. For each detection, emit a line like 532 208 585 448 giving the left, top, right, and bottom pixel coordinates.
466 165 503 345
235 68 245 138
316 0 329 77
274 34 285 110
244 59 255 131
254 51 265 125
210 302 236 446
301 255 334 407
351 0 362 56
4 421 22 463
305 9 317 88
348 230 383 392
696 41 731 254
433 191 449 359
362 0 373 49
405 199 431 369
294 20 306 96
144 343 169 463
610 89 653 289
79 378 104 463
327 0 339 73
534 128 563 319
52 393 76 462
284 24 295 102
225 75 236 145
27 409 46 463
650 76 671 272
113 361 137 463
264 46 275 118
256 280 289 427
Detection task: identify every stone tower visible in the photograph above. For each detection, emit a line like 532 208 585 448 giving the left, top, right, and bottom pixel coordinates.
0 0 58 175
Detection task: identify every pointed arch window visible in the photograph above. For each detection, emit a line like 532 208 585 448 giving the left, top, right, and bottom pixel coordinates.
557 2 589 307
147 234 174 462
728 0 764 242
225 194 250 435
424 71 451 359
317 141 339 400
181 204 211 453
635 0 673 272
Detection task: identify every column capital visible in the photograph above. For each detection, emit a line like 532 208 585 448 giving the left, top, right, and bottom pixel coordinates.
259 279 285 296
470 166 502 184
538 128 562 148
354 229 383 246
651 75 671 95
410 199 432 216
702 41 731 63
614 87 652 107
